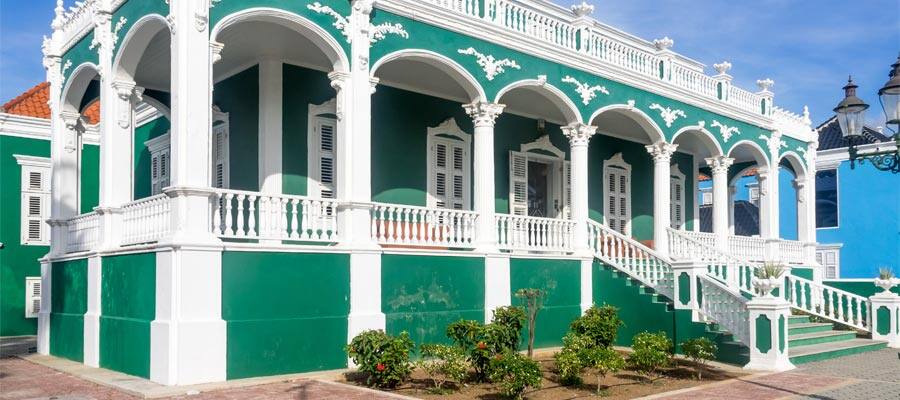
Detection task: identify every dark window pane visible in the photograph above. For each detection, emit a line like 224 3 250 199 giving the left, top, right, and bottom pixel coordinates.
815 169 838 228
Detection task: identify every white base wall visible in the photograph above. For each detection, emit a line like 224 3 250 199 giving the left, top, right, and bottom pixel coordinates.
83 256 102 367
484 254 511 323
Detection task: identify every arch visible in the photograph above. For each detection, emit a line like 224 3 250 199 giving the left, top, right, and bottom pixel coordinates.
589 103 666 144
371 49 486 103
671 124 724 157
778 151 808 179
140 95 171 121
112 14 171 82
728 164 759 187
210 7 349 73
61 62 101 114
727 139 770 169
494 79 582 124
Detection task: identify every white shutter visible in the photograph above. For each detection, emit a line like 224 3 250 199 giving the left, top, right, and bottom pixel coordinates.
25 277 41 318
312 117 337 199
603 158 631 236
19 163 50 245
146 134 171 196
213 123 230 189
670 175 685 229
563 161 572 218
509 151 528 215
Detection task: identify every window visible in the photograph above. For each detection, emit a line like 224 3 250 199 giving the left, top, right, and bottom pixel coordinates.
747 183 760 206
212 107 230 189
25 277 41 318
308 99 338 199
603 153 631 235
509 136 570 218
816 246 841 279
16 155 51 245
670 165 685 229
427 119 471 209
815 169 838 228
145 134 171 195
699 187 713 206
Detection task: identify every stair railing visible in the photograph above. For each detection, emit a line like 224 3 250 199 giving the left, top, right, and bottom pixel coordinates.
667 228 754 292
587 220 674 299
698 274 750 346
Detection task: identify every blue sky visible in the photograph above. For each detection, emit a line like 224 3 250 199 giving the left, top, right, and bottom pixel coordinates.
2 1 898 127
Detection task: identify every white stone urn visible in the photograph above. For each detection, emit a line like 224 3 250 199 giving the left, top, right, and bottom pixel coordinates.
753 277 781 298
875 278 898 293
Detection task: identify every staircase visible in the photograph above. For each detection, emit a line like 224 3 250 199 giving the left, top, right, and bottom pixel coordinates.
788 314 887 365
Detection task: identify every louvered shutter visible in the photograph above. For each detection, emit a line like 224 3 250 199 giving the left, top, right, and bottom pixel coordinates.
149 146 171 195
509 151 528 215
432 142 448 208
604 167 630 235
670 176 685 229
25 277 41 318
21 165 49 244
213 123 229 189
315 117 337 199
563 161 572 218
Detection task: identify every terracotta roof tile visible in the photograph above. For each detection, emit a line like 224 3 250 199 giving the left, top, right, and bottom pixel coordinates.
2 82 100 124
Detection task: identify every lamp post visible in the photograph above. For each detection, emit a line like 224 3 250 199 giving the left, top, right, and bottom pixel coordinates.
833 55 900 173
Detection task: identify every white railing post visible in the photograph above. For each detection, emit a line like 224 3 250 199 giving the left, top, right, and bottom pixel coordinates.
95 207 122 251
870 287 900 348
745 295 795 371
671 260 706 321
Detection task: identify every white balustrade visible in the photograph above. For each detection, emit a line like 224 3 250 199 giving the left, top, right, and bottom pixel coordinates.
776 240 806 265
667 228 754 293
425 0 481 16
699 275 750 346
496 214 574 252
784 275 871 331
212 189 339 243
65 212 100 253
372 204 478 248
727 235 767 262
121 194 171 245
589 220 673 297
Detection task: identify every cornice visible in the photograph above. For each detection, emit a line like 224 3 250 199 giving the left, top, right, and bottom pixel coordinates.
0 112 100 145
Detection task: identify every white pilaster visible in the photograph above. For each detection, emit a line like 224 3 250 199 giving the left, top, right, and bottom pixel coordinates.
484 254 511 323
579 257 593 314
37 260 52 354
646 141 678 256
745 295 794 371
706 156 733 251
465 102 505 253
692 160 700 232
347 250 386 340
83 256 102 367
563 123 597 255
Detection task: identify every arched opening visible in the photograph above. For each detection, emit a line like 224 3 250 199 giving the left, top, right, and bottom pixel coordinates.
673 126 725 237
701 140 772 237
778 152 807 241
59 63 102 216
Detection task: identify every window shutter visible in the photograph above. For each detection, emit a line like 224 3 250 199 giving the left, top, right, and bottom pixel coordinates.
19 163 50 245
213 124 229 189
25 277 41 318
563 161 572 218
313 118 337 199
604 166 631 235
509 151 528 215
670 177 685 229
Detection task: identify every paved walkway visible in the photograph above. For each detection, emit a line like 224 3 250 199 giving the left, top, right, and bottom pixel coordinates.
648 348 900 400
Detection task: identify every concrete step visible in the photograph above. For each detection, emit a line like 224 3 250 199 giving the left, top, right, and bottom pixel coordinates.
789 338 888 365
789 330 857 347
788 315 811 325
788 322 833 335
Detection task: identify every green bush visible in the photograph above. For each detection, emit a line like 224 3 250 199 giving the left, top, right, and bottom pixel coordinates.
446 308 526 382
681 337 717 380
582 346 625 395
418 344 470 393
491 306 526 350
346 330 415 388
627 331 672 382
553 332 594 385
489 351 543 399
570 305 624 348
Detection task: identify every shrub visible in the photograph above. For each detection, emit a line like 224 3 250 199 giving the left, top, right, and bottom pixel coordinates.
491 306 526 350
570 304 623 348
627 331 672 382
681 337 717 380
346 330 415 388
489 351 543 399
515 288 545 358
418 344 470 393
554 332 594 385
446 308 526 383
582 346 625 395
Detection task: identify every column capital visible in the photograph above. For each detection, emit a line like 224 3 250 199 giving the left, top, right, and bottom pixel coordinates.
328 71 351 91
705 156 734 175
60 110 82 130
645 141 679 163
464 101 505 128
562 123 597 147
210 40 225 64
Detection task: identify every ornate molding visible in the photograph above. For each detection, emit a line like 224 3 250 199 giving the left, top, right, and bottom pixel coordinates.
308 1 407 44
648 103 686 128
571 1 594 18
61 59 73 77
561 75 608 105
464 101 506 128
458 47 520 81
653 36 674 51
112 16 127 47
705 156 734 175
759 133 787 155
645 141 679 163
713 61 732 75
111 81 143 129
561 123 597 147
710 120 740 142
210 40 225 64
756 78 775 93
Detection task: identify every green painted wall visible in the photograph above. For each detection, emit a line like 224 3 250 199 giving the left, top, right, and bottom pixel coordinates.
222 251 350 379
755 315 772 353
214 66 260 191
80 144 100 213
0 135 50 336
381 254 485 347
509 258 580 348
282 64 336 195
100 253 155 378
50 259 88 362
133 117 170 199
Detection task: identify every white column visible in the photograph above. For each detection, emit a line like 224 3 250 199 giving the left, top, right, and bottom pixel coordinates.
465 101 505 253
706 156 734 251
692 160 700 232
728 185 736 235
258 59 283 194
37 260 52 354
579 257 593 314
83 256 102 367
646 142 678 256
563 123 597 254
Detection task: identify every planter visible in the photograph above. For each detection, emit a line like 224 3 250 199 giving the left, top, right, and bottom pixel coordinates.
753 277 781 297
874 278 897 293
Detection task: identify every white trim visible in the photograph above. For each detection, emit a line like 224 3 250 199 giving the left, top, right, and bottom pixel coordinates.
1 113 100 144
589 103 666 144
371 49 487 103
426 118 472 209
24 277 41 318
603 152 632 236
815 246 841 280
212 107 231 189
494 79 582 125
671 124 725 157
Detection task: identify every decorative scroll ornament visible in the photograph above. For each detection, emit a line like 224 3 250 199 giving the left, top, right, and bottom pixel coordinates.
89 12 111 51
307 2 407 44
195 0 220 32
61 59 73 76
648 103 686 128
112 16 127 47
705 156 734 175
795 146 808 160
562 75 608 105
458 47 520 81
759 133 788 154
711 120 740 142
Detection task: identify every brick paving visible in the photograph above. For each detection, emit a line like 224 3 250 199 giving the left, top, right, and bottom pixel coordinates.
0 357 409 400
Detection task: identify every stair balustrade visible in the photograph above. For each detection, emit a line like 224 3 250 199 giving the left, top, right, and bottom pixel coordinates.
699 275 750 346
588 220 673 298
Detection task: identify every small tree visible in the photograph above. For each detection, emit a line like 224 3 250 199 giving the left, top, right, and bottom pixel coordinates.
346 330 415 388
491 306 526 351
554 332 594 385
489 351 543 399
515 288 545 358
680 337 717 380
570 304 623 348
627 331 672 382
583 346 625 396
418 344 470 393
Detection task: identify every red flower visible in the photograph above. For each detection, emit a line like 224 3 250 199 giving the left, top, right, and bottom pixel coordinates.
494 354 503 360
376 363 386 372
477 342 487 350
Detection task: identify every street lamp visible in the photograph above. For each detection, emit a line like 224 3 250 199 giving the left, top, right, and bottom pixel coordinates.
833 55 900 173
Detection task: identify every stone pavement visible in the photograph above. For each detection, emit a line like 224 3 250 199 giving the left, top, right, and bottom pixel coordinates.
646 347 900 400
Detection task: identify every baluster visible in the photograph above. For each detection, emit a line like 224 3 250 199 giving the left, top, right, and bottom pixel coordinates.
234 194 245 236
247 195 257 237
